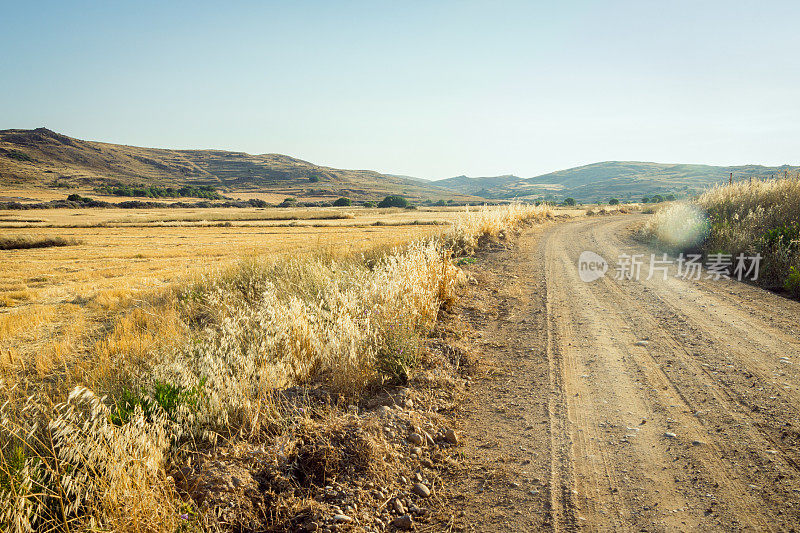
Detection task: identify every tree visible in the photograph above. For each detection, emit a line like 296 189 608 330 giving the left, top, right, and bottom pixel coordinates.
641 197 650 203
563 197 576 206
308 175 320 183
608 198 620 205
651 194 665 203
332 197 351 207
378 195 409 208
665 194 676 201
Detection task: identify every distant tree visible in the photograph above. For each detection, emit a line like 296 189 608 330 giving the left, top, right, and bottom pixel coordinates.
665 194 676 201
641 197 650 203
332 197 351 207
563 197 576 206
608 198 620 205
67 193 83 202
434 199 447 207
308 175 320 183
651 194 665 203
362 201 376 208
378 195 409 208
247 198 268 208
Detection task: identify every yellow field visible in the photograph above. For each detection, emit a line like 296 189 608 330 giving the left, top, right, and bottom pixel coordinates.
0 206 469 385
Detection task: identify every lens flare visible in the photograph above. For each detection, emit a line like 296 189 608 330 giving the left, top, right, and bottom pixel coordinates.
651 203 710 249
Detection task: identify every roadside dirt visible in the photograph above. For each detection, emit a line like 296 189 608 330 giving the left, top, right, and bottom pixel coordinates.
445 214 800 532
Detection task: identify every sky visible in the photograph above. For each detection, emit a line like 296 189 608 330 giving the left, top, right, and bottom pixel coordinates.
1 0 799 180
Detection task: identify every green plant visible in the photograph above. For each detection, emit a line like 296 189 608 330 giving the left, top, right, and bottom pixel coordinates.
563 198 576 206
608 198 620 205
4 150 35 162
377 195 409 208
375 324 420 384
110 378 206 425
785 266 800 297
763 223 800 250
332 197 351 207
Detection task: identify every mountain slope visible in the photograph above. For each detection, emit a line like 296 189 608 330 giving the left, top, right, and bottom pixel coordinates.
0 128 474 202
435 161 800 202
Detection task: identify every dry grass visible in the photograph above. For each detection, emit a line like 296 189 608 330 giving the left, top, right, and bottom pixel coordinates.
0 203 551 531
640 173 800 286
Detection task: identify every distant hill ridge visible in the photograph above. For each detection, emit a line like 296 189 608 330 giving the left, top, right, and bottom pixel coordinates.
435 161 800 202
0 128 474 202
3 128 796 203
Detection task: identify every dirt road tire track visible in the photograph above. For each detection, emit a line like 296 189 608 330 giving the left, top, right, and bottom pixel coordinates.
451 215 800 532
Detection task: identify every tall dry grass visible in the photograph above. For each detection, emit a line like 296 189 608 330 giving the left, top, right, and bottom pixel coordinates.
640 174 800 287
0 203 551 531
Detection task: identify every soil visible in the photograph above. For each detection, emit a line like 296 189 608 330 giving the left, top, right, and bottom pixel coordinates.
443 214 800 532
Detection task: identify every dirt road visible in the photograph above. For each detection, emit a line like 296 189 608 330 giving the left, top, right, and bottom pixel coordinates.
450 215 800 532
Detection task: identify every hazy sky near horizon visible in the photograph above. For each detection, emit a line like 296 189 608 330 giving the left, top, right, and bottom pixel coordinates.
2 1 799 180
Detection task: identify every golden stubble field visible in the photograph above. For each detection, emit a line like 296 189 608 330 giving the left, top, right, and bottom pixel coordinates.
0 205 468 379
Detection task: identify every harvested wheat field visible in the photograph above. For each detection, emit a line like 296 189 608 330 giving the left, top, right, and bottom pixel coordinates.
0 203 559 531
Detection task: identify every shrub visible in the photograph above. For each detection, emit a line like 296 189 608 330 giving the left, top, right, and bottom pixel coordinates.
4 150 35 162
0 236 81 250
247 198 268 208
563 198 576 206
642 197 650 203
785 267 800 297
332 197 351 207
362 201 376 208
609 198 620 205
642 175 800 287
377 195 409 208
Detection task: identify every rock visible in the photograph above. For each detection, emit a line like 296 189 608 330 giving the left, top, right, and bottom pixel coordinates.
634 340 649 347
509 481 520 488
408 433 424 446
444 429 459 446
411 482 430 498
664 432 677 439
691 440 704 446
333 514 353 523
404 398 414 409
414 472 423 482
411 446 423 456
377 405 392 418
393 498 406 514
392 515 414 530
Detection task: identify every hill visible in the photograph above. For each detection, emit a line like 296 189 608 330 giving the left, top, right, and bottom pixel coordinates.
434 161 800 203
0 128 475 203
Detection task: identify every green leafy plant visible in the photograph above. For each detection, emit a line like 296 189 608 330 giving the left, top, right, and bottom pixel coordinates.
377 195 409 208
763 222 800 250
785 266 800 298
110 378 206 425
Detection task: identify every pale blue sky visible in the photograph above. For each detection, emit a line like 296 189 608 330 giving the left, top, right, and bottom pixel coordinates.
1 1 798 179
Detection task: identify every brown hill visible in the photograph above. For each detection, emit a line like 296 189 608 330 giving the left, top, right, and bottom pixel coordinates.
0 128 474 202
